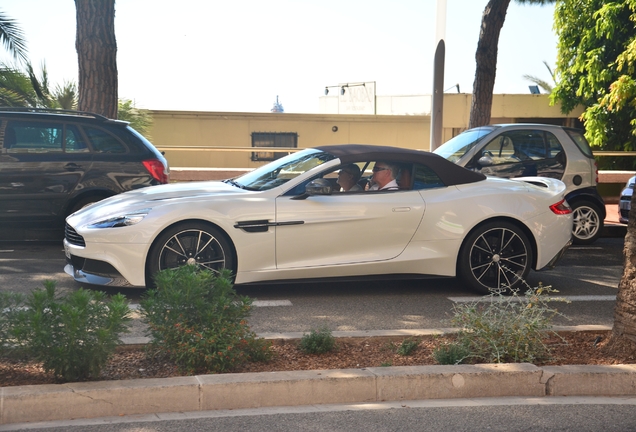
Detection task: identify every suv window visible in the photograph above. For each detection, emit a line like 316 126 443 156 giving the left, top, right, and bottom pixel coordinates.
83 126 127 153
4 121 87 153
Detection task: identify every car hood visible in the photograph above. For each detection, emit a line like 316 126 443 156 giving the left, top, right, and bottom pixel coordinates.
68 181 249 223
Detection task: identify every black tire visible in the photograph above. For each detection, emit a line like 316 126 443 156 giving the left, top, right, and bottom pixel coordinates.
571 201 603 245
458 221 533 295
146 222 235 288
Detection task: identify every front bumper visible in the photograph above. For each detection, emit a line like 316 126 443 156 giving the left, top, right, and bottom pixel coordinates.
63 237 147 287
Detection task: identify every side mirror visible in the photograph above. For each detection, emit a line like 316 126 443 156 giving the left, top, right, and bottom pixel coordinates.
305 178 333 196
477 155 494 167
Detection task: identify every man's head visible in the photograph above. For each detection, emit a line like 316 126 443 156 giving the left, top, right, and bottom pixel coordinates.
337 164 361 191
372 161 398 189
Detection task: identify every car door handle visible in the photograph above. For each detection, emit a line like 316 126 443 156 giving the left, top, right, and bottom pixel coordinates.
64 163 82 171
392 207 411 212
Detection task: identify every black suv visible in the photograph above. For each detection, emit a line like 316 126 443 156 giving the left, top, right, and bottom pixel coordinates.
0 109 169 241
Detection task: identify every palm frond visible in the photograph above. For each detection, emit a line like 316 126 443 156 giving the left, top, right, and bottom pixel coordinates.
0 10 28 64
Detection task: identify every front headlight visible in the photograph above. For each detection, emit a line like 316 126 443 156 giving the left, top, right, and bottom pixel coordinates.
87 209 151 229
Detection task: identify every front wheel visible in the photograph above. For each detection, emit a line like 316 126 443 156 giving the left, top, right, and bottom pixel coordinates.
458 221 533 295
571 201 603 245
146 222 235 288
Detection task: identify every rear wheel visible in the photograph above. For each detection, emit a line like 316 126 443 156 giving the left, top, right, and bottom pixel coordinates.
571 201 602 245
146 222 235 288
458 221 533 295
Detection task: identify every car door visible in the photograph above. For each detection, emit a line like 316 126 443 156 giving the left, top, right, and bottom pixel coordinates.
274 189 425 269
0 119 92 225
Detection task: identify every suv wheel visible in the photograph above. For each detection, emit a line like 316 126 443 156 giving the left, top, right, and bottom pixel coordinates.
571 201 603 245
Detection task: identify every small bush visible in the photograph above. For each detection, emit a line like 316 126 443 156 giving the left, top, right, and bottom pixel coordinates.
298 326 336 354
432 342 472 365
139 266 271 374
396 338 419 356
11 281 131 381
439 283 568 364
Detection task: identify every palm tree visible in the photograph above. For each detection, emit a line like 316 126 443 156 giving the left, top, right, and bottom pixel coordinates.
0 10 28 63
523 61 557 93
469 0 556 128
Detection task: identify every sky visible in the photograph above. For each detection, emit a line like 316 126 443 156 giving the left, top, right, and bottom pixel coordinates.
1 0 558 114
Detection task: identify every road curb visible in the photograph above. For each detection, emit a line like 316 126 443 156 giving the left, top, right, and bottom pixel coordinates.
3 363 636 425
0 325 622 425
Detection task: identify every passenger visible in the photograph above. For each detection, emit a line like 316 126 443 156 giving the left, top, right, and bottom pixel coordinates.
337 164 362 192
369 161 399 190
397 165 412 189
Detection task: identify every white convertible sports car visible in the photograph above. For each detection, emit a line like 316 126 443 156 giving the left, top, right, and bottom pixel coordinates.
64 144 573 294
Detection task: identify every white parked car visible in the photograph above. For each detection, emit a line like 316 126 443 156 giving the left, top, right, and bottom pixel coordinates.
618 175 635 224
64 144 573 294
434 124 605 245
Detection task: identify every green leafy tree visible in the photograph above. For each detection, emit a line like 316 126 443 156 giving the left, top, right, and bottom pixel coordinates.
553 0 636 357
551 0 636 153
469 0 556 128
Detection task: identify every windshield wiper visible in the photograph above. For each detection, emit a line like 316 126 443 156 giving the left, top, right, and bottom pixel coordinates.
223 179 246 189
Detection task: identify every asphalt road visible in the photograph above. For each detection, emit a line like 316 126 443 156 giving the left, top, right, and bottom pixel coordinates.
0 237 624 335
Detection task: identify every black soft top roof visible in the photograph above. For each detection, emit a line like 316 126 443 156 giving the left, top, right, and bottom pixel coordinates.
314 144 486 186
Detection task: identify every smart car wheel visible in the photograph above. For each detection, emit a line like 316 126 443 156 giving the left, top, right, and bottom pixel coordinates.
571 201 602 245
458 221 533 295
146 222 235 287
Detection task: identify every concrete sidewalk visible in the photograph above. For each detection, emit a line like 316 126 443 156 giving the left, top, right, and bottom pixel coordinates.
5 326 636 426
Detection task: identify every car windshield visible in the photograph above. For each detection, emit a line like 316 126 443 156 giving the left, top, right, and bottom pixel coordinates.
433 126 496 162
233 148 336 191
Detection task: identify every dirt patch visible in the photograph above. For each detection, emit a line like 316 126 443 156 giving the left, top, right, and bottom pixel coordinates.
1 331 634 387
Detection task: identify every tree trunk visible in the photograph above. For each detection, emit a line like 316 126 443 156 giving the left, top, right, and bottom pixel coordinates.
612 190 636 348
469 0 511 129
75 0 117 118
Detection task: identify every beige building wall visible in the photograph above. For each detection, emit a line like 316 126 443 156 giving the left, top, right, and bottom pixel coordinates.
148 94 583 169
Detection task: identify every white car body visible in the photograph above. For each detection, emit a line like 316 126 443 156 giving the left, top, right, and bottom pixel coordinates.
64 145 573 294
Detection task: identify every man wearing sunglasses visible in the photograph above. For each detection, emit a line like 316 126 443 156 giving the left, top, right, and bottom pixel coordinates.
369 161 399 191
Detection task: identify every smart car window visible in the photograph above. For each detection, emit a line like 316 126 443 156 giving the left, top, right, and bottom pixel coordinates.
481 136 516 164
433 126 495 162
510 130 547 160
83 126 127 153
5 121 63 153
547 132 564 158
565 128 594 158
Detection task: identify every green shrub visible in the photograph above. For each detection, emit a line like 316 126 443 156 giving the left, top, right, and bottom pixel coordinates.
12 281 131 381
440 283 567 364
298 326 336 354
396 338 419 356
0 291 26 357
139 266 271 374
